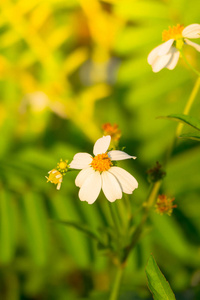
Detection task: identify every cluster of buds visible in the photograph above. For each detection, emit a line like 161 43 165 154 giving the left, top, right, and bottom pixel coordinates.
46 159 69 190
155 195 177 216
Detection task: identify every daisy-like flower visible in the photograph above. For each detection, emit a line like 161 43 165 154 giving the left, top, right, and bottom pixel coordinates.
69 135 138 204
148 24 200 72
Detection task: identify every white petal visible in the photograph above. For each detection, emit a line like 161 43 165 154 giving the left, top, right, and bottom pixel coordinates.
182 24 200 39
151 51 173 72
101 171 122 202
184 38 200 52
69 153 92 169
147 43 163 65
79 171 101 204
57 182 61 190
157 39 174 56
165 49 180 70
108 167 138 194
75 167 94 187
93 135 111 156
147 40 174 65
108 150 136 161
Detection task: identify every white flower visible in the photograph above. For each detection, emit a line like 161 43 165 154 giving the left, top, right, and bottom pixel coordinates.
69 135 138 204
148 24 200 72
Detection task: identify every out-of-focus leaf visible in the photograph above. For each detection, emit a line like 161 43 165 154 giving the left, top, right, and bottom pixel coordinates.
50 194 92 267
114 26 163 54
150 213 200 266
0 190 16 263
114 1 169 20
126 71 190 107
180 132 200 141
161 114 200 131
55 220 104 244
22 192 49 266
145 255 176 300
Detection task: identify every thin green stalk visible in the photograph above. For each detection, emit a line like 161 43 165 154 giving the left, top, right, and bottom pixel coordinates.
180 50 200 77
116 198 129 230
109 266 124 300
176 76 200 137
122 181 161 263
164 76 200 166
109 203 121 234
123 194 132 221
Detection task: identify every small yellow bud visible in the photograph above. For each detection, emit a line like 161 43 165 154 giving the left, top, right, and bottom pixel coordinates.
46 169 63 190
57 159 69 173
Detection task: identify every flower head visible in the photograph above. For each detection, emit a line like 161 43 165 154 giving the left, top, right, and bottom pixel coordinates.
146 161 166 183
148 23 200 72
155 195 177 216
69 135 138 204
102 123 121 143
46 159 69 190
46 169 63 190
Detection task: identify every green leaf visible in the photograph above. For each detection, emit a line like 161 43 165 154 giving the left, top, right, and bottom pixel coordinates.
22 193 49 266
145 255 176 300
180 132 200 141
0 190 16 263
55 220 104 244
162 114 200 131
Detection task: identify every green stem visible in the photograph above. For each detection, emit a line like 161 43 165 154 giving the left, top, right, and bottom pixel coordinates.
176 76 200 137
109 266 124 300
164 76 200 165
109 203 121 234
122 181 161 263
180 50 200 77
124 194 132 221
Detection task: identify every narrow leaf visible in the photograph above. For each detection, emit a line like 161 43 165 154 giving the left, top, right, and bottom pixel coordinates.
180 132 200 141
161 114 200 131
22 193 49 266
56 220 105 245
145 255 176 300
0 191 15 263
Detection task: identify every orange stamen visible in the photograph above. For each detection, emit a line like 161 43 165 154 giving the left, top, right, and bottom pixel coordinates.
91 153 112 172
162 24 184 42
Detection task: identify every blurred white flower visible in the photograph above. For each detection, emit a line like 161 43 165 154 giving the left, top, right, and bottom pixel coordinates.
148 24 200 72
70 136 138 204
20 91 67 118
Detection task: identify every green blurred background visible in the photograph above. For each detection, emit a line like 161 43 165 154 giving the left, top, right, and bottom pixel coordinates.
0 0 200 299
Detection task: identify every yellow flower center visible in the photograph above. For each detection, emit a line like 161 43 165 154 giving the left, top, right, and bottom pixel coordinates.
162 24 184 41
91 153 112 172
46 169 62 185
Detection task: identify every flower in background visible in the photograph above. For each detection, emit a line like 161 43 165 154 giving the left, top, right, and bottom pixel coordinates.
70 135 138 204
46 159 69 190
146 161 166 183
148 24 200 72
102 123 121 144
155 195 177 216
